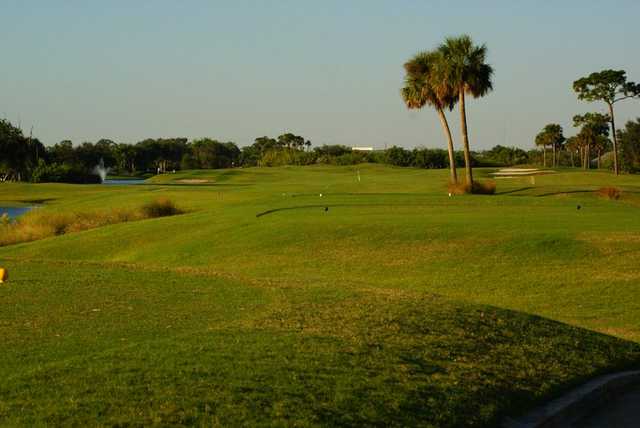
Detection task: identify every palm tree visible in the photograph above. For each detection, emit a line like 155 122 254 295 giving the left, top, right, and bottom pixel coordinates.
535 124 564 167
592 136 610 169
401 51 458 183
534 132 547 167
565 136 579 167
438 35 493 187
573 113 610 170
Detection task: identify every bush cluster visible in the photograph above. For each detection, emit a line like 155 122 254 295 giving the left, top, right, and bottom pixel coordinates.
448 180 496 195
596 187 622 200
140 198 182 218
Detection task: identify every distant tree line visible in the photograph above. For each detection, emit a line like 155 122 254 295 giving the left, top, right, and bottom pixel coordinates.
0 119 46 182
533 69 640 173
1 118 543 184
534 115 640 173
0 121 246 183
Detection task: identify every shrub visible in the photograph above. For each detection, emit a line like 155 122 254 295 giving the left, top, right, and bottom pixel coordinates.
447 180 496 195
313 145 352 157
384 146 413 167
472 180 496 195
259 148 316 166
448 182 470 195
140 198 183 218
597 187 622 200
475 145 530 167
412 148 448 169
334 152 367 166
30 160 101 184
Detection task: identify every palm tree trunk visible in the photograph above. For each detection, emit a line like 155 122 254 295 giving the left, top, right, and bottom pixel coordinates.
458 89 473 186
570 150 574 167
608 103 619 175
597 150 602 169
586 145 590 170
543 145 546 167
552 143 556 167
436 108 457 184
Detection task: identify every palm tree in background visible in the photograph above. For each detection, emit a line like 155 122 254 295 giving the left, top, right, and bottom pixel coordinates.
535 124 564 167
565 136 579 167
401 51 458 183
592 136 610 169
535 132 548 167
438 35 493 187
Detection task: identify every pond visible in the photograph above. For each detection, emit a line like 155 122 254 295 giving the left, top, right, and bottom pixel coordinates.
102 179 146 185
0 206 34 219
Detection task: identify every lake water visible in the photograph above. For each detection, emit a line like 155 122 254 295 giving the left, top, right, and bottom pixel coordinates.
0 206 33 219
102 179 145 185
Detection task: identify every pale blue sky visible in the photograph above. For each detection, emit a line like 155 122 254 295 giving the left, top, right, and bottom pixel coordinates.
2 0 639 149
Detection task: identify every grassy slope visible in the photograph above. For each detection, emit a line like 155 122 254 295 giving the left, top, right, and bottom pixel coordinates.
1 164 640 426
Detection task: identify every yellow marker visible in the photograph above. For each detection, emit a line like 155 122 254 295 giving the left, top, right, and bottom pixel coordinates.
0 267 7 283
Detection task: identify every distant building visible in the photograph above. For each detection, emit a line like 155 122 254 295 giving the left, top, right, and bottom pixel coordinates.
352 147 374 152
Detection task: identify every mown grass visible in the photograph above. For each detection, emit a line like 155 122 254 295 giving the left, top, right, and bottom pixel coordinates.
1 164 640 426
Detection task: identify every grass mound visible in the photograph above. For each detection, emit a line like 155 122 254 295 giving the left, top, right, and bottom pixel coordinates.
0 198 183 247
0 261 638 427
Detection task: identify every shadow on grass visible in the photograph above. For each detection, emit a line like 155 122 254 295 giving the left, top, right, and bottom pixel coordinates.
19 198 57 204
495 187 535 195
1 268 639 427
535 190 595 197
255 203 411 218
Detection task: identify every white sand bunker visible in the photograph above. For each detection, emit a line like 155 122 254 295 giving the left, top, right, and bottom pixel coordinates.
490 168 555 178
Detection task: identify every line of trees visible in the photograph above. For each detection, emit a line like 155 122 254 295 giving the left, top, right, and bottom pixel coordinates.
0 119 46 182
534 69 639 173
0 122 245 183
7 61 638 182
2 116 538 183
618 118 640 173
573 70 640 175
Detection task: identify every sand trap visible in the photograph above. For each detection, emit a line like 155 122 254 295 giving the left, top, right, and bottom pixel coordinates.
176 179 211 184
490 168 555 177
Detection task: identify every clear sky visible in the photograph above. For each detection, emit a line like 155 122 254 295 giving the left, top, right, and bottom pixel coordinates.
2 0 639 149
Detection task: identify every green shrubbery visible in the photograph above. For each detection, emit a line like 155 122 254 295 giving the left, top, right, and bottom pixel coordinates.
2 113 545 185
620 118 640 173
30 160 101 184
259 148 317 167
475 145 529 166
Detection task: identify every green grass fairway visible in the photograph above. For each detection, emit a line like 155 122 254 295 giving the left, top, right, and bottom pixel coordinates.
2 164 640 426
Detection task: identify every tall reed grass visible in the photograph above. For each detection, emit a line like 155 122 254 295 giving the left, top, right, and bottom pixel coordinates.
0 198 183 247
